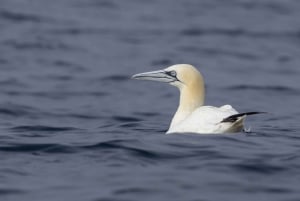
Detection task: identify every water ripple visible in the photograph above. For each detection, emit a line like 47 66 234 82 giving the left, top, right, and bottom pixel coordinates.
112 116 141 122
0 9 49 23
225 85 300 94
231 161 286 174
0 143 75 153
78 0 119 9
101 75 130 82
3 39 79 51
0 188 25 195
81 139 158 158
179 46 260 60
1 91 109 99
10 125 79 132
180 28 300 39
0 104 40 117
48 27 108 36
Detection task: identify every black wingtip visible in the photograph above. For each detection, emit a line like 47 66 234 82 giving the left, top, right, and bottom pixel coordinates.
221 112 266 123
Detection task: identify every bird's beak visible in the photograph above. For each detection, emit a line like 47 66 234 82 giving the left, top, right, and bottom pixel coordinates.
132 70 176 83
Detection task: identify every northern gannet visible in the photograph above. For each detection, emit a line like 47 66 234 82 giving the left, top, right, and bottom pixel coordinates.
132 64 264 134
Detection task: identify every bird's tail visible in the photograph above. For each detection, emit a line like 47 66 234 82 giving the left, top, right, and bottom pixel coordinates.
221 112 266 123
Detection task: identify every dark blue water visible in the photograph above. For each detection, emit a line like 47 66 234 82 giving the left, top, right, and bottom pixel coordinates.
1 0 300 200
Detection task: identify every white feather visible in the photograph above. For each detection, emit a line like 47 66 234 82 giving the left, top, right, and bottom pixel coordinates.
167 105 241 134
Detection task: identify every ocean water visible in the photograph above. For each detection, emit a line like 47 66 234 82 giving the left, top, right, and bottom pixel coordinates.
1 0 300 200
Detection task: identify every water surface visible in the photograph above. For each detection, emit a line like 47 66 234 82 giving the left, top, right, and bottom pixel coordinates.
0 0 300 201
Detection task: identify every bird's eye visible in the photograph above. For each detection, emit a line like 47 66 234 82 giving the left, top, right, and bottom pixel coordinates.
167 70 177 77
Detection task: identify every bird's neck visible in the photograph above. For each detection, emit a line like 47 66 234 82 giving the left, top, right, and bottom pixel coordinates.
169 84 205 130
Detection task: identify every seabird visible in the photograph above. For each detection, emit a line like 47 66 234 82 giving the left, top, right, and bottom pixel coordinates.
132 64 264 134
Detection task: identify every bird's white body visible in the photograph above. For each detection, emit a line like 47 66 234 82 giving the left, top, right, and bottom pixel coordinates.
167 105 242 134
132 64 260 134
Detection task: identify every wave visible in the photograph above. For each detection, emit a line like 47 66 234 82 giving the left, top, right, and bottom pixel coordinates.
0 143 75 153
0 9 49 23
10 125 79 132
180 27 299 39
225 85 300 94
2 39 78 51
0 188 25 196
0 104 40 117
